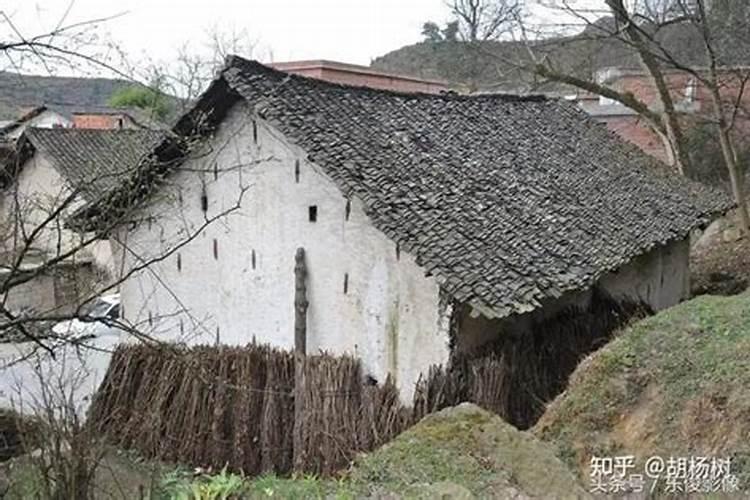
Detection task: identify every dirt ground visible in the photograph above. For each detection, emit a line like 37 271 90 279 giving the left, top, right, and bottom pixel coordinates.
691 217 750 296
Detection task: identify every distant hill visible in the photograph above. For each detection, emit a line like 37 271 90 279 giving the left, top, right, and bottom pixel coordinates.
0 72 134 121
0 72 182 124
371 16 747 92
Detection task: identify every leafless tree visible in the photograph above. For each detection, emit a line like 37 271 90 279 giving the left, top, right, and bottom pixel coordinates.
521 0 750 232
142 25 261 107
0 8 130 78
448 0 524 41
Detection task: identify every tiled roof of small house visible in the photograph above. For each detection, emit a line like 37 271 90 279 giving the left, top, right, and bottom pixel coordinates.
23 128 163 201
73 56 733 319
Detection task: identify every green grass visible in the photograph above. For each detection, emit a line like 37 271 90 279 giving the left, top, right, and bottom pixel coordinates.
535 291 750 486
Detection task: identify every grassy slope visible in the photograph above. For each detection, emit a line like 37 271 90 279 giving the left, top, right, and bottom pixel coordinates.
346 403 586 499
2 405 586 499
534 291 750 485
245 404 587 498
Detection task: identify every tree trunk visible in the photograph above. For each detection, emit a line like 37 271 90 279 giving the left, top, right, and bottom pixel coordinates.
703 60 750 233
606 0 692 174
662 112 690 175
716 125 749 233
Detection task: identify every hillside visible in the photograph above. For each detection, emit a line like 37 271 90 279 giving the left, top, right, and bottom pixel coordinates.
371 16 748 91
0 72 133 121
534 290 750 492
0 72 183 125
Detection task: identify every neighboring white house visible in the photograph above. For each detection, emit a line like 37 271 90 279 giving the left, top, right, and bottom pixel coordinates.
0 106 71 140
0 127 162 314
73 57 731 401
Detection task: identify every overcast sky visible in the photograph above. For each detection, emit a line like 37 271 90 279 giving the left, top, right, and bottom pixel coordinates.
6 0 450 66
3 0 605 78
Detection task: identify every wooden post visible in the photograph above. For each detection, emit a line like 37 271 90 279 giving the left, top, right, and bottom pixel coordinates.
294 248 308 354
292 247 308 470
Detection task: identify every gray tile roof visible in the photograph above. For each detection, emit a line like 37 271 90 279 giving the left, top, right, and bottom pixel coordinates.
76 57 733 319
23 128 163 201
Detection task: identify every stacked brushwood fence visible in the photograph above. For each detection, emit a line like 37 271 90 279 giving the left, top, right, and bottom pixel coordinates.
88 290 646 474
88 344 411 476
413 288 649 429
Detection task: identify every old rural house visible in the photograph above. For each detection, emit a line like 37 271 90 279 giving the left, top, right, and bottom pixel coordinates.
74 57 731 401
0 128 161 313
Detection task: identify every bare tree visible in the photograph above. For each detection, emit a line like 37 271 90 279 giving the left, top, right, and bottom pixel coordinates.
0 8 130 78
448 0 524 41
142 25 260 107
522 0 750 232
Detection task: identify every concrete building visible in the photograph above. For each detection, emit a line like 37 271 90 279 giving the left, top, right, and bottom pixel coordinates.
271 59 448 93
74 58 731 401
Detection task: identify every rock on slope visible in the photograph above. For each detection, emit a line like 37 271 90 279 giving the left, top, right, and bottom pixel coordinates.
349 403 588 499
534 291 750 489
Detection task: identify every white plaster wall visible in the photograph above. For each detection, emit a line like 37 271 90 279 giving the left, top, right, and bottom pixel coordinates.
0 153 115 312
115 102 450 401
6 111 72 140
4 154 112 268
0 332 121 412
598 238 690 310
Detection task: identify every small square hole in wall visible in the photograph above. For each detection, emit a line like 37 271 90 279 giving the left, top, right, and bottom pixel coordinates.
308 205 318 222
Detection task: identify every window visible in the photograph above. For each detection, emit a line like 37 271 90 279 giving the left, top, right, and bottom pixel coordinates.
308 205 318 222
684 78 697 103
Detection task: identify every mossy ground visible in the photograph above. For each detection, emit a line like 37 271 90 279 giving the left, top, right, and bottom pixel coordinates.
346 403 586 498
534 291 750 489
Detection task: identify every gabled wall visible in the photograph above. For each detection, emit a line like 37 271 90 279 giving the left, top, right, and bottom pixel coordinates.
0 152 114 312
114 102 451 400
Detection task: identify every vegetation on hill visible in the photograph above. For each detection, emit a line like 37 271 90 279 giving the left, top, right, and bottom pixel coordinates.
534 291 750 490
107 85 173 121
372 14 750 91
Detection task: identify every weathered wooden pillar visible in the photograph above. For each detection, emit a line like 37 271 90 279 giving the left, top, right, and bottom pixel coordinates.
292 247 308 470
294 248 308 354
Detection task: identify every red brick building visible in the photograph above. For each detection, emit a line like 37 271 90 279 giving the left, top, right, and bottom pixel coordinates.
270 60 449 94
72 112 140 130
579 67 750 165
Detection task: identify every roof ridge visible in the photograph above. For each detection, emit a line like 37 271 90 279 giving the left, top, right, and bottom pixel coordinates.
223 55 549 103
